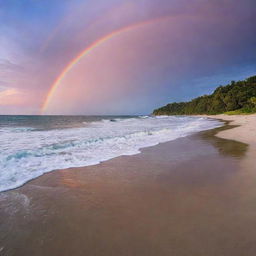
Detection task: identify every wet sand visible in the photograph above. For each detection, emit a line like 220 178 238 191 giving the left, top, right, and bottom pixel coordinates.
200 114 256 146
1 123 256 256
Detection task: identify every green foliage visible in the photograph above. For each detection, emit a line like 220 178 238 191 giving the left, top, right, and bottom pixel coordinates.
250 97 256 106
153 75 256 115
225 108 255 115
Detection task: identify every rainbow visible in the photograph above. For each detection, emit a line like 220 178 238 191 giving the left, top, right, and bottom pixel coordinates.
41 16 172 113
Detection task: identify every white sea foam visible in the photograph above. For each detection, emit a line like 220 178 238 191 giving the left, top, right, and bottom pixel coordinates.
0 116 222 192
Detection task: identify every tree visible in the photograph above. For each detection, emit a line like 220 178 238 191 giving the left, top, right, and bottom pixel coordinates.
250 97 256 106
153 75 256 115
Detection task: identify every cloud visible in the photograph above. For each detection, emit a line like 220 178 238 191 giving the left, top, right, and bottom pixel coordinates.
0 58 24 72
0 87 23 105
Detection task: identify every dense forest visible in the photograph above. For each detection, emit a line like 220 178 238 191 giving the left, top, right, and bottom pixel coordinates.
153 75 256 115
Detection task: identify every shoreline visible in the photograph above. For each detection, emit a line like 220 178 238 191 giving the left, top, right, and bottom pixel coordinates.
200 114 256 147
0 116 221 193
0 114 252 194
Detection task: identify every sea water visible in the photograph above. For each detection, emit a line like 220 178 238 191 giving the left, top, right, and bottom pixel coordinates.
0 115 222 191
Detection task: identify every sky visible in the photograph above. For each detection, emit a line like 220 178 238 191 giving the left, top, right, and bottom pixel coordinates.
0 0 256 115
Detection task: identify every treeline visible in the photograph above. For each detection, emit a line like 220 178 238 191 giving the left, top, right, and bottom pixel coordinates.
153 75 256 115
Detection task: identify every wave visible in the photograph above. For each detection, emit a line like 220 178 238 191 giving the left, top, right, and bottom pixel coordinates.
0 116 222 192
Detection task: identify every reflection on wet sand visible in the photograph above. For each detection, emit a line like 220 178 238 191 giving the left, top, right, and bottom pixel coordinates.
199 121 248 158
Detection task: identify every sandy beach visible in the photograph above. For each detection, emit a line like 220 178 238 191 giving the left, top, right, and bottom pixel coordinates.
1 116 256 256
206 114 256 146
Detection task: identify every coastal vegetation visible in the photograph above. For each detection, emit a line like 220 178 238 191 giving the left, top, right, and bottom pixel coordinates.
153 75 256 115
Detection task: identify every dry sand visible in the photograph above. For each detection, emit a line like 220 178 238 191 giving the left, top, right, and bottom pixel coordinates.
204 114 256 147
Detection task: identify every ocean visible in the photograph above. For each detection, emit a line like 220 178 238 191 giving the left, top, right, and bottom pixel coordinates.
0 115 222 192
